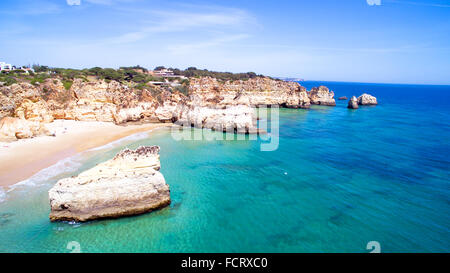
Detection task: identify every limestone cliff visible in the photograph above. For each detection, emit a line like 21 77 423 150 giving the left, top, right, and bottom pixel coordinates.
188 77 311 108
49 146 170 222
0 76 336 139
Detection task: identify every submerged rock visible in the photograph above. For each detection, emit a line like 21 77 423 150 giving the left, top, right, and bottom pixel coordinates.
357 93 377 105
347 96 359 109
49 146 170 222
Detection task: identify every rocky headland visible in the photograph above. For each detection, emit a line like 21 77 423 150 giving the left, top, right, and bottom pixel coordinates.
49 146 170 222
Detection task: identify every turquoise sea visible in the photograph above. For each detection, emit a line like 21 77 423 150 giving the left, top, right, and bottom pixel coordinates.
0 81 449 253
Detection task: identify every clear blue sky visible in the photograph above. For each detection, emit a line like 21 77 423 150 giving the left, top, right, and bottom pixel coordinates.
1 0 449 84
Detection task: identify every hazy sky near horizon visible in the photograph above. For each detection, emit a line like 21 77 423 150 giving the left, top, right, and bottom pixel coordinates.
0 0 449 84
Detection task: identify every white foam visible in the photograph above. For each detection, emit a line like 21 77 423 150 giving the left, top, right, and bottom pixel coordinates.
0 187 6 202
87 128 156 151
8 154 84 192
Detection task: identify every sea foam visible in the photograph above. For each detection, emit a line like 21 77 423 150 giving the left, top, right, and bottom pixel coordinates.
8 154 84 192
88 129 157 151
0 187 6 202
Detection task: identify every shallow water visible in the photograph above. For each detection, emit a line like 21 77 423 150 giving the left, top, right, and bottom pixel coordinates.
0 81 449 253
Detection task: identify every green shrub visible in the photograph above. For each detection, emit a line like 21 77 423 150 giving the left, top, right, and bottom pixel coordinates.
0 76 17 86
62 80 73 90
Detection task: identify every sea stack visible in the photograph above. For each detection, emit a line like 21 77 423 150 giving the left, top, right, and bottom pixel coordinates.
308 86 336 106
49 146 170 222
348 96 359 109
357 93 378 105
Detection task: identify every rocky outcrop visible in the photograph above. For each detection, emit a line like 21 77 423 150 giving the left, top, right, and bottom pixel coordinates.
357 93 378 105
175 104 257 134
177 77 313 133
0 76 336 139
0 82 42 120
0 117 54 141
338 96 348 100
49 146 170 222
308 86 336 106
347 96 359 109
15 98 54 123
188 77 311 109
155 91 187 123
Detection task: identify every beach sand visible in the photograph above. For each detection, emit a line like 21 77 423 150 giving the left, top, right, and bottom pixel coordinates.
0 120 173 187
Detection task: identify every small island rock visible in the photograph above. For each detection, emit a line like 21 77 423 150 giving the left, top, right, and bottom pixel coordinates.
49 146 171 222
347 96 359 109
308 86 336 106
357 93 378 105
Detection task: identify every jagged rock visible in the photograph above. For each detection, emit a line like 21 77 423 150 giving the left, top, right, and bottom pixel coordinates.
180 77 313 132
357 93 378 105
15 98 54 123
188 77 311 108
0 117 54 140
49 146 171 222
308 86 336 106
175 104 257 133
0 76 335 137
155 91 186 123
338 96 348 100
347 96 359 109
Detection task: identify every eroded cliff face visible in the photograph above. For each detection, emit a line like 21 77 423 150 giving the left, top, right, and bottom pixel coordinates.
0 79 162 124
0 76 335 139
188 77 311 108
49 146 170 222
172 77 317 133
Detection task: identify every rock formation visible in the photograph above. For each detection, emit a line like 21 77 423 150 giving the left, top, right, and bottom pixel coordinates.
188 77 311 108
0 76 339 139
308 86 336 106
0 117 54 141
347 96 359 109
49 146 170 222
357 93 378 105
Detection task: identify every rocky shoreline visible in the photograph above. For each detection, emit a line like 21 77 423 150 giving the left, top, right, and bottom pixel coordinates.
0 76 338 140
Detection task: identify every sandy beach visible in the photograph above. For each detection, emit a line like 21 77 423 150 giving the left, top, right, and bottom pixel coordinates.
0 120 172 187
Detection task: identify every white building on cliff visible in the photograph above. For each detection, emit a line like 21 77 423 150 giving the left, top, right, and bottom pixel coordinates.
0 62 13 71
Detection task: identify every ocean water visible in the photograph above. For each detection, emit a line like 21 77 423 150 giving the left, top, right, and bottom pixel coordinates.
0 81 449 253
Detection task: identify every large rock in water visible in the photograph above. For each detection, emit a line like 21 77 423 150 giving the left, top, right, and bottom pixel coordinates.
357 93 378 105
308 86 336 106
49 146 170 222
347 96 359 109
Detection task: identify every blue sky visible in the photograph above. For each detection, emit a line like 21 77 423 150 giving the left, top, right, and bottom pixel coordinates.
0 0 449 84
